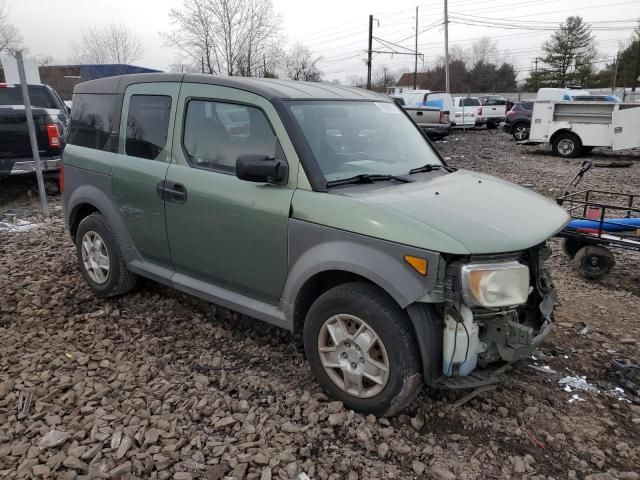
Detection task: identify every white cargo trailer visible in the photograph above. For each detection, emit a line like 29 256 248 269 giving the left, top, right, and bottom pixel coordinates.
525 101 640 158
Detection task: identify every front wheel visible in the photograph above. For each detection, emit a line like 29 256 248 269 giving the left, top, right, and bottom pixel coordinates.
303 282 422 416
572 245 615 279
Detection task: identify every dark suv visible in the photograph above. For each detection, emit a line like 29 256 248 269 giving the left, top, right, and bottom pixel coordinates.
503 101 533 141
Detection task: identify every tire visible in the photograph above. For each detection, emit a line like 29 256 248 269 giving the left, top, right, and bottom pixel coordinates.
572 245 615 280
552 132 583 158
561 238 586 259
511 122 530 141
75 213 138 297
303 282 422 416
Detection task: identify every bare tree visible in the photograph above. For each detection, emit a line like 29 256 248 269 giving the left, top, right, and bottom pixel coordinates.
0 0 22 55
70 22 143 65
470 37 498 67
162 0 281 77
372 66 396 92
285 43 322 82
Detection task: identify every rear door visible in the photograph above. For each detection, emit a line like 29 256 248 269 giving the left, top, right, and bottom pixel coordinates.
111 82 181 268
612 106 640 150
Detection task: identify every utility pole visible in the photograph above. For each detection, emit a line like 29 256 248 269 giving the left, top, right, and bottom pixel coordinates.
16 51 47 215
413 6 418 90
444 0 450 93
633 40 640 92
367 14 373 90
611 51 620 94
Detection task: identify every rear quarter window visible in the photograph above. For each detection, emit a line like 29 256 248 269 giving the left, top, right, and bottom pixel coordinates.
69 93 120 152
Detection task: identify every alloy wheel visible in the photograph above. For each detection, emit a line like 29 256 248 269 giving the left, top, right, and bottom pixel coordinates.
317 314 390 398
81 230 110 284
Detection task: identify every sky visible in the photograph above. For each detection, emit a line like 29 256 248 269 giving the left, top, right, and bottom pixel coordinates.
5 0 640 83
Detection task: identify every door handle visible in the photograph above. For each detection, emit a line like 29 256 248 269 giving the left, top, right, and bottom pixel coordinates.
157 181 188 204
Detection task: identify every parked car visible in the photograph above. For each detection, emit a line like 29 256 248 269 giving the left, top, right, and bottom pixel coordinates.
571 95 620 102
504 101 534 140
476 95 508 129
0 83 69 177
452 96 479 128
526 99 640 157
536 87 591 102
62 74 569 416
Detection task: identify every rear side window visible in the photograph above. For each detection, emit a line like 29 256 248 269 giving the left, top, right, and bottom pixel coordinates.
522 102 534 111
69 93 119 152
460 98 480 107
125 95 172 160
0 85 58 109
183 100 277 174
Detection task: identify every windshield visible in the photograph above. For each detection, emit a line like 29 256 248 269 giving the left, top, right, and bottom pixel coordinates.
0 85 58 109
287 101 441 183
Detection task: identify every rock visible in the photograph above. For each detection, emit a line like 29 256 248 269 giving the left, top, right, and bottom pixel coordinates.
63 456 88 472
144 428 160 446
328 412 347 426
214 416 237 429
253 452 269 465
498 407 509 417
260 466 272 480
11 442 30 456
281 421 300 433
513 456 526 473
584 474 616 480
326 401 343 413
412 461 426 475
38 430 70 449
174 473 193 480
109 461 132 479
114 436 132 460
431 465 456 480
31 464 51 477
410 414 425 432
377 443 389 458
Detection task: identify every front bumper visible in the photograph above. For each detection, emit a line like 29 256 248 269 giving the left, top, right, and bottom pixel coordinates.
0 157 61 176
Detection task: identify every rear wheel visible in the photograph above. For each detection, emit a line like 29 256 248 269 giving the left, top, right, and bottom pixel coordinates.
303 282 422 416
76 213 138 297
552 132 583 158
572 245 615 279
512 123 530 141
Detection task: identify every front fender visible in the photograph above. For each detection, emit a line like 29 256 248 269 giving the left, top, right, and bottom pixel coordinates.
282 219 441 308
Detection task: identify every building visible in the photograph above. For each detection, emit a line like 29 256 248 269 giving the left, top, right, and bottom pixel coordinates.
1 64 162 100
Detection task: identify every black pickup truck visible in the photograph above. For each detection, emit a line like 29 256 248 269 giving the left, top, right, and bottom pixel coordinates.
0 83 69 177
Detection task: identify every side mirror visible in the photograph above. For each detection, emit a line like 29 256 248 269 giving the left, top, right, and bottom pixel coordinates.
236 154 288 184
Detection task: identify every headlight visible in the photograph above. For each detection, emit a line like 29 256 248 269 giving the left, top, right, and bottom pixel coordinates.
460 261 530 308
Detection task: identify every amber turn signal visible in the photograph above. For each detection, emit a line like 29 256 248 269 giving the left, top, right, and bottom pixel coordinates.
404 255 428 275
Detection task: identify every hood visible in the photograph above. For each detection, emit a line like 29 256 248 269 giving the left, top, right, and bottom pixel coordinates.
343 170 569 254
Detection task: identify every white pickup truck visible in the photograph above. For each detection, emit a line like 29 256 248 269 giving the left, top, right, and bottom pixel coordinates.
452 96 478 128
525 100 640 157
476 95 508 129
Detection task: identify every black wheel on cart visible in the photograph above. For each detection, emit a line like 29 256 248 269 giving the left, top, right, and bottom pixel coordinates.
561 238 586 259
572 245 615 279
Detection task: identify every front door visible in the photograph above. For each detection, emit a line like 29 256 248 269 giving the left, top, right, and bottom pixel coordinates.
164 84 296 304
111 82 181 268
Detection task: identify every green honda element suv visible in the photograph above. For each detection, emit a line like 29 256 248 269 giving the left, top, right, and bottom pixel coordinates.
61 74 569 416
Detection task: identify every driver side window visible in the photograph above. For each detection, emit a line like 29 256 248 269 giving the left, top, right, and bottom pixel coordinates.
183 100 277 174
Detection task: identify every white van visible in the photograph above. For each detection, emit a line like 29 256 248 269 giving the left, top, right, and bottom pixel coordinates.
536 88 592 102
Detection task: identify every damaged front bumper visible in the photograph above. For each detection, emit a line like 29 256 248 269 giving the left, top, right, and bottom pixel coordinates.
443 243 556 376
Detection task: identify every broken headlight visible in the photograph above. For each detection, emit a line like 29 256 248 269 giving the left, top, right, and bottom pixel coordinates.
460 261 530 308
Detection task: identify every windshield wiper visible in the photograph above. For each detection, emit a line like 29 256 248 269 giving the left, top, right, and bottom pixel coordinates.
408 164 455 175
326 173 413 188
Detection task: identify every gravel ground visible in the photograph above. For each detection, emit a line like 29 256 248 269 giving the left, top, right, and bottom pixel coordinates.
1 131 639 479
